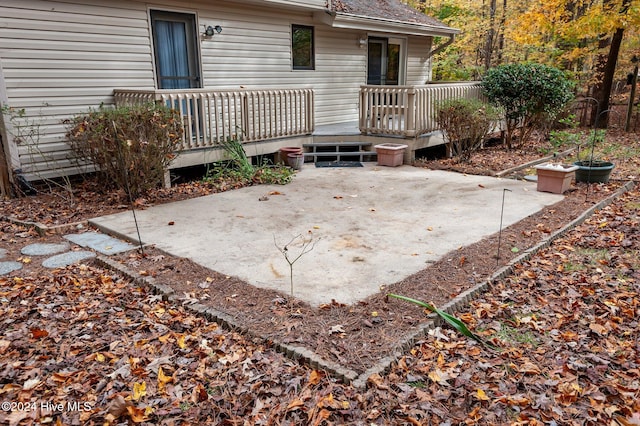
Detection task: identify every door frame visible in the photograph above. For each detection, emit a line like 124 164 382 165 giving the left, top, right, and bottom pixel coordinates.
366 35 407 86
149 9 203 89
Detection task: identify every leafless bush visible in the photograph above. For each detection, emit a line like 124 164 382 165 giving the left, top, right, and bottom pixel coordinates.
67 103 182 198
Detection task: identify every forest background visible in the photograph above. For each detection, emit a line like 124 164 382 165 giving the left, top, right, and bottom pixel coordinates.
409 0 640 126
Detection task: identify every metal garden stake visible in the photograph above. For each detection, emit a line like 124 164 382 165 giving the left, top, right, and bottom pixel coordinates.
497 188 511 266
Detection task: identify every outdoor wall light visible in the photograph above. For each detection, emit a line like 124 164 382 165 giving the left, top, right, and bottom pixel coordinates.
358 35 368 48
203 25 222 37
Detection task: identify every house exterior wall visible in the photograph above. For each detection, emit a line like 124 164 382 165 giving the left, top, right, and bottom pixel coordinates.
407 36 433 84
0 0 154 179
0 0 434 180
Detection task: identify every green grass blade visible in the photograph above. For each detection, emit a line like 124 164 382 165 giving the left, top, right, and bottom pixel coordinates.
388 293 487 345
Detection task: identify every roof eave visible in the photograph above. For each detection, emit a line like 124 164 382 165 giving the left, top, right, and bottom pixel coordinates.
316 11 459 37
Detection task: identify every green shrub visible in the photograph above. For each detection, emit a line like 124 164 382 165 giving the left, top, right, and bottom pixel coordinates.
66 103 182 197
204 140 295 187
482 63 574 149
435 98 499 162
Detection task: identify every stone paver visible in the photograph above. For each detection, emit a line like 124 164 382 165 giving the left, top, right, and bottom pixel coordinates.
41 251 96 269
0 231 135 274
21 242 70 256
0 261 23 275
64 233 137 255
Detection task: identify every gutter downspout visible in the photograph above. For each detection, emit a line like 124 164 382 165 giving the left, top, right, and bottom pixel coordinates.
426 34 455 59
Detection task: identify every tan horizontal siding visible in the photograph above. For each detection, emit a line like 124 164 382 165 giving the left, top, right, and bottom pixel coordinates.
5 59 150 71
4 51 151 62
4 96 115 108
4 70 153 80
6 0 145 20
0 0 153 179
6 39 151 53
407 35 432 84
1 0 435 181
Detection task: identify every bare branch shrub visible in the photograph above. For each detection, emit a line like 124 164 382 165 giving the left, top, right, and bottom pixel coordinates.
436 98 499 162
66 103 182 198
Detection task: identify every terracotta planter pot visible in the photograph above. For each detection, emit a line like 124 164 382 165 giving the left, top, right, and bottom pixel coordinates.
279 147 303 164
374 143 408 167
534 163 578 194
287 153 304 170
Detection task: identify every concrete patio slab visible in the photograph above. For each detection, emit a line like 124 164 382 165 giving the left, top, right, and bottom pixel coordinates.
90 164 564 306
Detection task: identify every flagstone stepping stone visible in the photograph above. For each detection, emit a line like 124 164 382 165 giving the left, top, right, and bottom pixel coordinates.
0 261 23 275
42 251 96 269
64 233 137 255
21 242 70 256
0 248 6 259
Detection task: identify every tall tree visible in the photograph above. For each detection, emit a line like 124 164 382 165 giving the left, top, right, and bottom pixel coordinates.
591 0 632 128
484 0 498 69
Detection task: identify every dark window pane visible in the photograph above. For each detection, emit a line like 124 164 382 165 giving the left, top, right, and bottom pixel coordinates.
292 25 314 70
150 10 201 89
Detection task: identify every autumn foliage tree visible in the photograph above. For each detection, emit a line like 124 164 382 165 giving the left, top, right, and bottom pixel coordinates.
409 0 640 120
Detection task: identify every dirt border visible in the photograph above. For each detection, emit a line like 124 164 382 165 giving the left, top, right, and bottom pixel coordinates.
92 180 635 387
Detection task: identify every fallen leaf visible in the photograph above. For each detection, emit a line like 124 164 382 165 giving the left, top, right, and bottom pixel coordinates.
30 328 48 339
176 334 187 349
286 398 304 411
23 378 41 390
476 388 490 401
589 323 608 335
367 373 389 390
428 369 451 386
132 381 147 401
157 367 172 393
518 361 542 375
126 405 149 423
329 325 345 335
309 370 324 385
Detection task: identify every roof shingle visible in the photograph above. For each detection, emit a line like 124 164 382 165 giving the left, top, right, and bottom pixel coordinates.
329 0 448 28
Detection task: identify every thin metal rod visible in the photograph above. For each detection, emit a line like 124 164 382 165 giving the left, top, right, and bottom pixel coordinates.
113 121 145 255
497 188 511 266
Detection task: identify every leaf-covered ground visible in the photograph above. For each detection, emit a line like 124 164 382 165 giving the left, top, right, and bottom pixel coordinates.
1 132 639 425
1 188 638 425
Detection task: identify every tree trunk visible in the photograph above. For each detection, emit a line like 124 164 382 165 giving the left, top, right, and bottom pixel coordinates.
484 0 497 70
590 0 630 128
591 27 625 128
496 0 507 64
0 134 12 199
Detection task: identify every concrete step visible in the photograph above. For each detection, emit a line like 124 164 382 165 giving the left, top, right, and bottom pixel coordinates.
303 141 373 148
302 141 377 162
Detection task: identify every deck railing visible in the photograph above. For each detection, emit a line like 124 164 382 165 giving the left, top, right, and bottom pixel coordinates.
114 88 314 151
359 82 483 138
